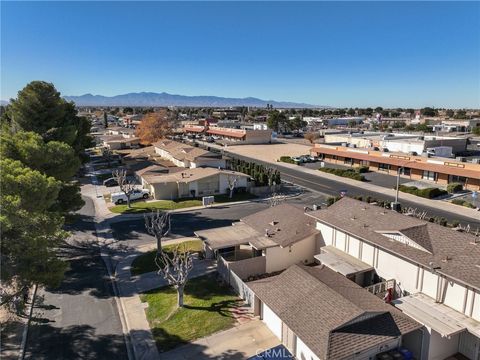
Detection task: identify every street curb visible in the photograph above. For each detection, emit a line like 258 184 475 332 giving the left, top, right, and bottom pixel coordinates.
93 220 135 360
18 284 38 360
226 151 480 223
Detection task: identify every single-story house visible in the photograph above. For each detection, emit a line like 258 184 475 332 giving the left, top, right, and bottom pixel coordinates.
103 135 141 150
119 146 176 174
139 167 250 200
249 264 423 360
196 204 322 274
153 139 226 168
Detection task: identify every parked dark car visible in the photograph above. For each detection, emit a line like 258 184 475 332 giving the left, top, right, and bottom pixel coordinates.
103 177 118 187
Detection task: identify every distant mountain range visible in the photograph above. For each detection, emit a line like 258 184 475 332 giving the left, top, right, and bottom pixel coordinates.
0 100 9 106
62 92 322 108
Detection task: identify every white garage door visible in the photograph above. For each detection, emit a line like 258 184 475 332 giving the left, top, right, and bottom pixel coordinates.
262 303 282 340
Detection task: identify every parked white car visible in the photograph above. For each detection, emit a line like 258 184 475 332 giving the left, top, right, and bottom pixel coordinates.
111 188 150 205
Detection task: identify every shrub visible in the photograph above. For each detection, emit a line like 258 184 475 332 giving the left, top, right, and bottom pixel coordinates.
451 198 476 208
326 196 341 206
398 185 447 199
357 166 370 173
279 156 296 164
319 168 366 181
447 183 463 194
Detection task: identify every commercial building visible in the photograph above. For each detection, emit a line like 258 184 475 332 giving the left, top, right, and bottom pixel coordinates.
324 132 468 156
440 119 480 133
310 144 480 190
184 124 273 144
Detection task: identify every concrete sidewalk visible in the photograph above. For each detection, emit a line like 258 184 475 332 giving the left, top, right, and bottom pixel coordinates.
112 238 218 358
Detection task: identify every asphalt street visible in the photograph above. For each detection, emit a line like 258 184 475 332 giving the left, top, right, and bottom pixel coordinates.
225 151 480 228
24 197 128 360
110 201 272 247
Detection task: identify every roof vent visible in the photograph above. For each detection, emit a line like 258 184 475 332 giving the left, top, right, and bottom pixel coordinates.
265 229 271 237
269 221 278 226
351 216 357 220
442 256 452 263
363 223 369 228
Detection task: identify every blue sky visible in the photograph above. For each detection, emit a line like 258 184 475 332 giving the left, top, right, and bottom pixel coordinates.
1 1 479 108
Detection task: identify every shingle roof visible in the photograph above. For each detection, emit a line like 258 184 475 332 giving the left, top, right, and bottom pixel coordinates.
141 167 249 185
153 139 220 162
307 198 480 290
241 204 319 247
249 264 421 359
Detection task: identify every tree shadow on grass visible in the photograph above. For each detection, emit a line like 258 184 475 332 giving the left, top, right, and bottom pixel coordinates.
183 299 242 318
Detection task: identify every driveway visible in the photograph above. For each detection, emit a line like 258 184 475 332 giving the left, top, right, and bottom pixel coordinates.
159 319 281 360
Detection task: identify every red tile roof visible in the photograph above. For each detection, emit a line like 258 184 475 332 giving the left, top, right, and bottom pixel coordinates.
207 127 246 139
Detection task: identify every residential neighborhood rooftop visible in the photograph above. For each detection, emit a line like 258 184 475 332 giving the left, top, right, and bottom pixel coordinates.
307 198 480 290
142 167 249 185
195 222 278 250
153 139 220 161
249 264 421 359
241 203 319 247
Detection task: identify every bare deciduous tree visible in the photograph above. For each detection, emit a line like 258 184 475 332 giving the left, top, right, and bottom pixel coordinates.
112 169 135 208
102 147 113 167
227 175 239 199
268 192 286 207
156 244 194 307
144 210 171 255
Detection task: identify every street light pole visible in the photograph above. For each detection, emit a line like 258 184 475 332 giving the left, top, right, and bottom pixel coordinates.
392 160 415 211
394 168 401 204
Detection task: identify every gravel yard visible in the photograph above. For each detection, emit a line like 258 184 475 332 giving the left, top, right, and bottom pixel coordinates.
226 143 312 163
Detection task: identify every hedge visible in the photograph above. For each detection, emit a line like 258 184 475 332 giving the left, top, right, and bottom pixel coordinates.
319 168 366 181
451 198 476 208
446 183 463 194
398 185 448 199
279 156 296 164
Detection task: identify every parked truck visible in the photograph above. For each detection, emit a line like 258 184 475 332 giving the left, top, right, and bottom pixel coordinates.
111 188 150 205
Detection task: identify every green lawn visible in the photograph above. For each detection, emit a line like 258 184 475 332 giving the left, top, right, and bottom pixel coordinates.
141 274 240 352
109 193 257 213
131 240 204 276
213 192 257 203
110 199 202 213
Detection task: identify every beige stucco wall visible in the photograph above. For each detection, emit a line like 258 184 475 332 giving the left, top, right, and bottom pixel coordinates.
151 182 179 200
265 234 318 273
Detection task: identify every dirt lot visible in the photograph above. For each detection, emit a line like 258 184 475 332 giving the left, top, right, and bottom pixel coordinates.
226 143 312 163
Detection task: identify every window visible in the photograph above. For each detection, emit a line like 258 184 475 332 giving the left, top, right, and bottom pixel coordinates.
344 157 353 165
360 160 369 166
449 175 466 184
378 163 390 172
400 167 411 176
422 170 437 181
